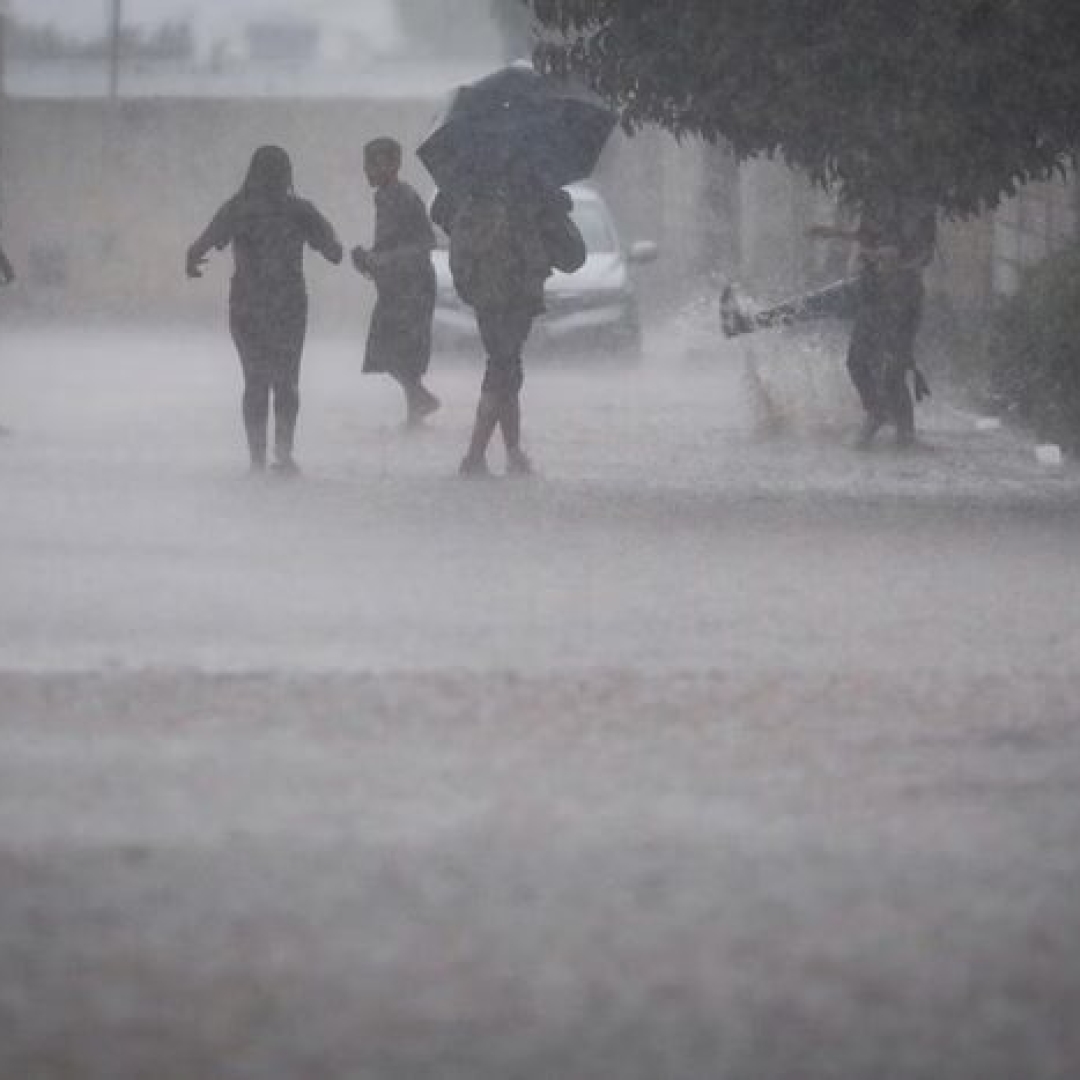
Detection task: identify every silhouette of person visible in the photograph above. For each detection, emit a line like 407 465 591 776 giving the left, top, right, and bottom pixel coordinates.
352 137 440 427
722 190 936 450
0 228 14 437
435 161 584 478
0 240 13 288
187 146 343 474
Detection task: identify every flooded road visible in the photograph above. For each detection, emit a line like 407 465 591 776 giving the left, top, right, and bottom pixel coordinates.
1 326 1078 1078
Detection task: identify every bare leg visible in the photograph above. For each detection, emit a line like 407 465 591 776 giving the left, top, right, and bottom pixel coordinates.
465 306 533 476
460 392 500 476
242 376 270 470
885 363 916 447
392 372 440 426
499 394 532 476
272 379 300 473
499 393 520 453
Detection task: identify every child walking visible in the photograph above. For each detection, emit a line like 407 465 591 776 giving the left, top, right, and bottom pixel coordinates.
187 145 343 474
352 137 439 427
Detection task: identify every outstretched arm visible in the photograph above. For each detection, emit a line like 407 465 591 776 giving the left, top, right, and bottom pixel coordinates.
430 190 456 235
186 202 234 279
351 245 373 277
185 238 211 279
0 242 14 286
301 202 344 265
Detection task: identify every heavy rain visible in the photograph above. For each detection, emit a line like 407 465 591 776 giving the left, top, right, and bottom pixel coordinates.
1 2 1079 1078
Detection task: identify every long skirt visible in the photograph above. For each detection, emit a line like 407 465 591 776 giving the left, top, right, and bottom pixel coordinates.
363 288 435 383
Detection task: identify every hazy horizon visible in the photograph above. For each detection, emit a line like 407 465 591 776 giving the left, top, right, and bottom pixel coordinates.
10 0 401 43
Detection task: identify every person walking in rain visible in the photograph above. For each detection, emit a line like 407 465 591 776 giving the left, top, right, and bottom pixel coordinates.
0 234 13 290
435 162 584 477
352 137 440 427
187 145 343 475
722 189 936 449
808 191 936 449
0 225 15 438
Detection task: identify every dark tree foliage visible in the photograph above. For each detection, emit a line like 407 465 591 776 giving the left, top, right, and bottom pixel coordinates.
526 0 1080 216
990 243 1080 450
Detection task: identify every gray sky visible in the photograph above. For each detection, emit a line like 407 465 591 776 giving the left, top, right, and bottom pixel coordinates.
15 1 228 35
11 1 399 41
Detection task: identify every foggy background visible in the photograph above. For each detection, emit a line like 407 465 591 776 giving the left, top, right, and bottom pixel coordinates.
5 0 499 95
0 0 732 331
2 6 1080 1079
2 0 1073 333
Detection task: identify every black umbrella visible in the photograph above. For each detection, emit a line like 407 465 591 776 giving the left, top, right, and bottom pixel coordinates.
418 65 618 194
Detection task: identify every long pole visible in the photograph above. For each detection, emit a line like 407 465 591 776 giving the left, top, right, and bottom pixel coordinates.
0 0 8 103
108 0 123 100
0 1 9 169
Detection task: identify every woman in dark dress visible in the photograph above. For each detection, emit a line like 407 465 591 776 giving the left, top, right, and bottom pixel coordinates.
187 146 343 474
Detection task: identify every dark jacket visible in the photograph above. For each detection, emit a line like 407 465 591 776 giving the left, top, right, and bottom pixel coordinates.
852 193 936 370
442 185 580 315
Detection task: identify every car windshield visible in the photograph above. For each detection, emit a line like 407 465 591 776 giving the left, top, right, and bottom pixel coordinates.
571 200 617 254
430 194 618 254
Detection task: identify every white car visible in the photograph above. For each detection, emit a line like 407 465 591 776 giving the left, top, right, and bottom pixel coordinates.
431 184 658 359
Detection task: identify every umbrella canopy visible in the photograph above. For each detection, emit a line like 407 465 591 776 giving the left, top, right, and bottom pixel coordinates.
418 65 618 194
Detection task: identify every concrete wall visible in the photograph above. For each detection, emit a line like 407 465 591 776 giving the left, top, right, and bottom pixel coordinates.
735 163 1079 318
1 97 439 326
593 129 734 306
738 161 857 301
0 97 728 325
3 95 1074 330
